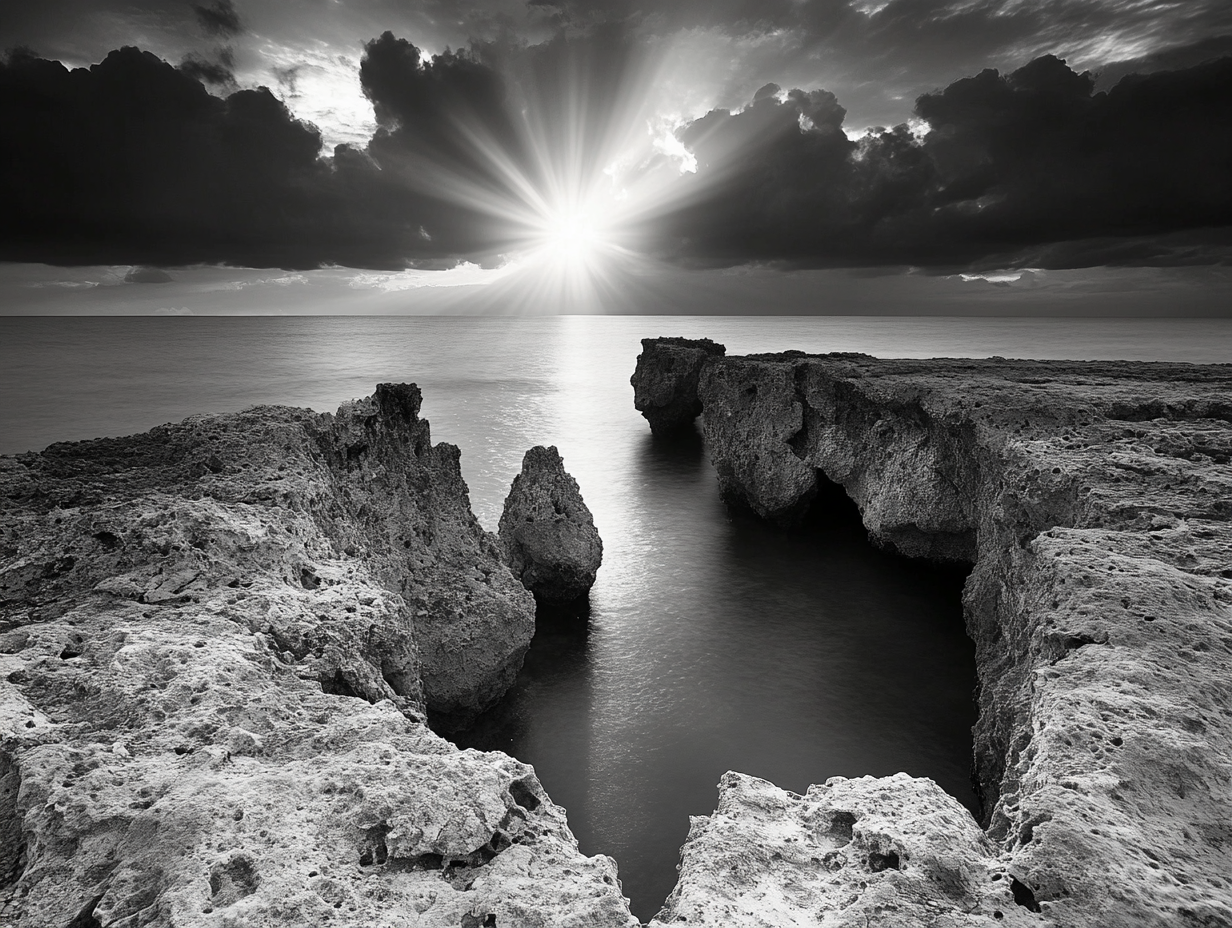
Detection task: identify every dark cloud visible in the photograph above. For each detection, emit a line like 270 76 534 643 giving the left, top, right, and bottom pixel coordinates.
361 32 525 176
916 56 1232 242
179 54 235 86
2 37 1230 271
192 0 241 38
355 31 536 255
654 53 1232 269
655 85 857 264
0 45 451 268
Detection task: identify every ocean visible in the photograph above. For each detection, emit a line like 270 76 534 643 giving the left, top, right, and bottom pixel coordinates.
2 314 1228 919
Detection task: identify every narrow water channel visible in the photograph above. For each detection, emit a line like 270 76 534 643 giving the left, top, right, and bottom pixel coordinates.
456 428 976 922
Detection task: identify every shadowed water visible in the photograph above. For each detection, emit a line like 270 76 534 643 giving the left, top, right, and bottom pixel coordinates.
3 314 1226 921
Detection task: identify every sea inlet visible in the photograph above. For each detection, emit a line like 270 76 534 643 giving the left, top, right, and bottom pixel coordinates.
1 314 989 921
454 412 975 920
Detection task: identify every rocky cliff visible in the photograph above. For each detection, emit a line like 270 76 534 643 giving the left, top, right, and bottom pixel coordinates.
499 446 602 603
0 386 637 928
635 341 1232 927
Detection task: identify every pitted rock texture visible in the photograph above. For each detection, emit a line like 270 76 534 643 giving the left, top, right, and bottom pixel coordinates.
499 446 602 603
630 337 726 435
650 772 1036 928
314 384 536 729
0 387 639 927
644 349 1232 927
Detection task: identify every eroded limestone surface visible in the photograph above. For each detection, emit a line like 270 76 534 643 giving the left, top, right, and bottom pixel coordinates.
651 772 1037 928
0 386 636 928
637 341 1232 928
499 446 602 603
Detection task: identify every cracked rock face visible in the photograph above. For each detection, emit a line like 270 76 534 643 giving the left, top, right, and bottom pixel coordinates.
637 345 1232 927
630 337 726 435
313 384 537 730
498 446 602 603
1 386 636 927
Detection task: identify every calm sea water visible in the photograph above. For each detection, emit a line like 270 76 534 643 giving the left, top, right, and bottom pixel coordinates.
2 315 1228 920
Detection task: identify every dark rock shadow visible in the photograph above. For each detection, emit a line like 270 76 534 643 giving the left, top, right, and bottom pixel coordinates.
636 420 706 477
451 598 594 751
716 469 978 817
795 471 974 589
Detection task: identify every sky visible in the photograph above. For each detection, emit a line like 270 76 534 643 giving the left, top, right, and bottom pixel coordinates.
1 0 1231 314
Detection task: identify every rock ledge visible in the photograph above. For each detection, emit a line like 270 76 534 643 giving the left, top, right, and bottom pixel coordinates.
630 337 726 435
0 387 636 928
636 341 1232 928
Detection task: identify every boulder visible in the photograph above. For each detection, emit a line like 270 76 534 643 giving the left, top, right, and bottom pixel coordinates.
498 446 602 603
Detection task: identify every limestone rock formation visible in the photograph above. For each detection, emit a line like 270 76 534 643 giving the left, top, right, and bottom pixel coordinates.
630 337 726 435
499 446 602 603
651 772 1037 927
642 348 1232 927
0 386 637 927
316 383 535 730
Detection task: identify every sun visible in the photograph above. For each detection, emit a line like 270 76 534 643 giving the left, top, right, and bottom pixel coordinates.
538 206 602 268
481 195 635 312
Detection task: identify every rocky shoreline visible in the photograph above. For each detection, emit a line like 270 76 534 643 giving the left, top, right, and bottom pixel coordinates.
635 338 1232 927
0 385 634 927
4 345 1230 927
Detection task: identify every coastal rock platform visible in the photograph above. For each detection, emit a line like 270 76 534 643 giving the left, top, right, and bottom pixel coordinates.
0 385 636 928
651 772 1037 928
635 341 1232 928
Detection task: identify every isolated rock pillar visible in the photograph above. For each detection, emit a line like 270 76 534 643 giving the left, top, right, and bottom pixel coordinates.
499 446 602 602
